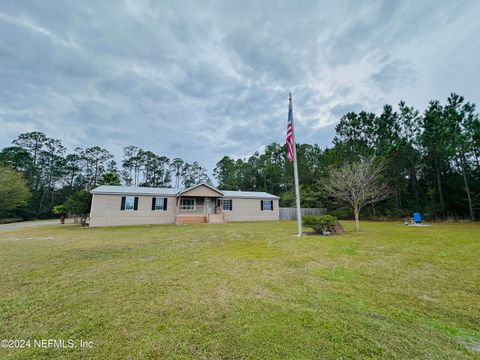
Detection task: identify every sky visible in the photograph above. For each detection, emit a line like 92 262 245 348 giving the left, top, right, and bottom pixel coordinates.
1 0 479 173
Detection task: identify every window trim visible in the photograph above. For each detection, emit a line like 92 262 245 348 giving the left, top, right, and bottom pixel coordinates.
261 199 273 211
124 196 136 211
221 199 232 211
154 197 165 211
180 198 196 211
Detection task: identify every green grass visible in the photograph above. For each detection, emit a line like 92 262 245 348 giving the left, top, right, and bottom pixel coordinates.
0 221 479 359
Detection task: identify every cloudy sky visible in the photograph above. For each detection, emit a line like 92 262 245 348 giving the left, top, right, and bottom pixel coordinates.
1 0 479 172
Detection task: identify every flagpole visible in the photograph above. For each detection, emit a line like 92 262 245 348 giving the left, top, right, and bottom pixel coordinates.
289 92 303 236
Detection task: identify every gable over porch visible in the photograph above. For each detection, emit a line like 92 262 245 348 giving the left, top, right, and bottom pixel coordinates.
175 183 225 224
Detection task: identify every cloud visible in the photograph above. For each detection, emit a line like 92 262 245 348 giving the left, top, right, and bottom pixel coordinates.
370 59 415 92
0 12 81 51
0 0 479 174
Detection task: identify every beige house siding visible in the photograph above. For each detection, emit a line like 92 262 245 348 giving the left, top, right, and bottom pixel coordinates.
223 198 279 222
89 194 177 227
89 190 280 227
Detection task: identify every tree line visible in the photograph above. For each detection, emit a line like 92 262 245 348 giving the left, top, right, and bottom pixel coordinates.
0 135 211 219
214 93 479 220
1 92 478 221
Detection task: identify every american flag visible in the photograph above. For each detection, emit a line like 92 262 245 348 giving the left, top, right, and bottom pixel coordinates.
286 93 294 161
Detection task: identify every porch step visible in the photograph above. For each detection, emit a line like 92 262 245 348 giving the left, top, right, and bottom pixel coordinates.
208 214 224 224
176 215 207 225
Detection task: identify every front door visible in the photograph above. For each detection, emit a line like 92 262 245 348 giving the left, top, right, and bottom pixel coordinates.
206 198 212 214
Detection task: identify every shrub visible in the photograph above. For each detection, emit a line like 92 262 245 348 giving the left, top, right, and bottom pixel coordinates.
65 190 92 227
52 205 66 216
303 215 339 235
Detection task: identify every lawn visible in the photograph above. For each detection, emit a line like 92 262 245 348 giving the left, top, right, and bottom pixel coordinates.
0 221 479 359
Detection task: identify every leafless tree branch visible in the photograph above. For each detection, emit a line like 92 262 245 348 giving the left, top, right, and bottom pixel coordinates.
321 158 390 231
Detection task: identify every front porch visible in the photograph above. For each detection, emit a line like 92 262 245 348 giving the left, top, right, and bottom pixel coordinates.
175 197 224 224
174 184 225 225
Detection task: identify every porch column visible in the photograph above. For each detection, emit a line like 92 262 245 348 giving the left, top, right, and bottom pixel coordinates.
204 196 207 215
218 198 223 215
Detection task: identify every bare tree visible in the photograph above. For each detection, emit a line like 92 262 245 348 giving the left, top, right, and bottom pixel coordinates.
322 158 390 231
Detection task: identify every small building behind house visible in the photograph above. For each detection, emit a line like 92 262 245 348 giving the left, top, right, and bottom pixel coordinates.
89 183 279 227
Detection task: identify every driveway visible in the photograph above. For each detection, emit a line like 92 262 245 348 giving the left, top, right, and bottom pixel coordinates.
0 219 71 232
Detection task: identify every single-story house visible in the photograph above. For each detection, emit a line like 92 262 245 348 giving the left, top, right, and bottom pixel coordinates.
89 183 279 227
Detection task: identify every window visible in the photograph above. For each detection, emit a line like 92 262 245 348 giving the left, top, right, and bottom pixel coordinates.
124 196 135 210
152 197 167 211
180 198 195 211
121 196 138 211
261 200 273 211
222 199 232 211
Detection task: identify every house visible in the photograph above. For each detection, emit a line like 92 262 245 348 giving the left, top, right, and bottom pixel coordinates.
89 183 280 227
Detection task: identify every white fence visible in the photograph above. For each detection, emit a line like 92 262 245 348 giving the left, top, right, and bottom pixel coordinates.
279 207 327 220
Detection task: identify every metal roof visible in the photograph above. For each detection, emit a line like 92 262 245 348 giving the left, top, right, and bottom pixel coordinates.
91 185 179 196
90 185 279 199
222 191 279 199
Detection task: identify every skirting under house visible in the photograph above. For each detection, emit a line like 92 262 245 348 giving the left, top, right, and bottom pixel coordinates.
89 183 279 227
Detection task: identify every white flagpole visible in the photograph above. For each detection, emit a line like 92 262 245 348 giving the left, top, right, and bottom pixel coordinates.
289 93 303 236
